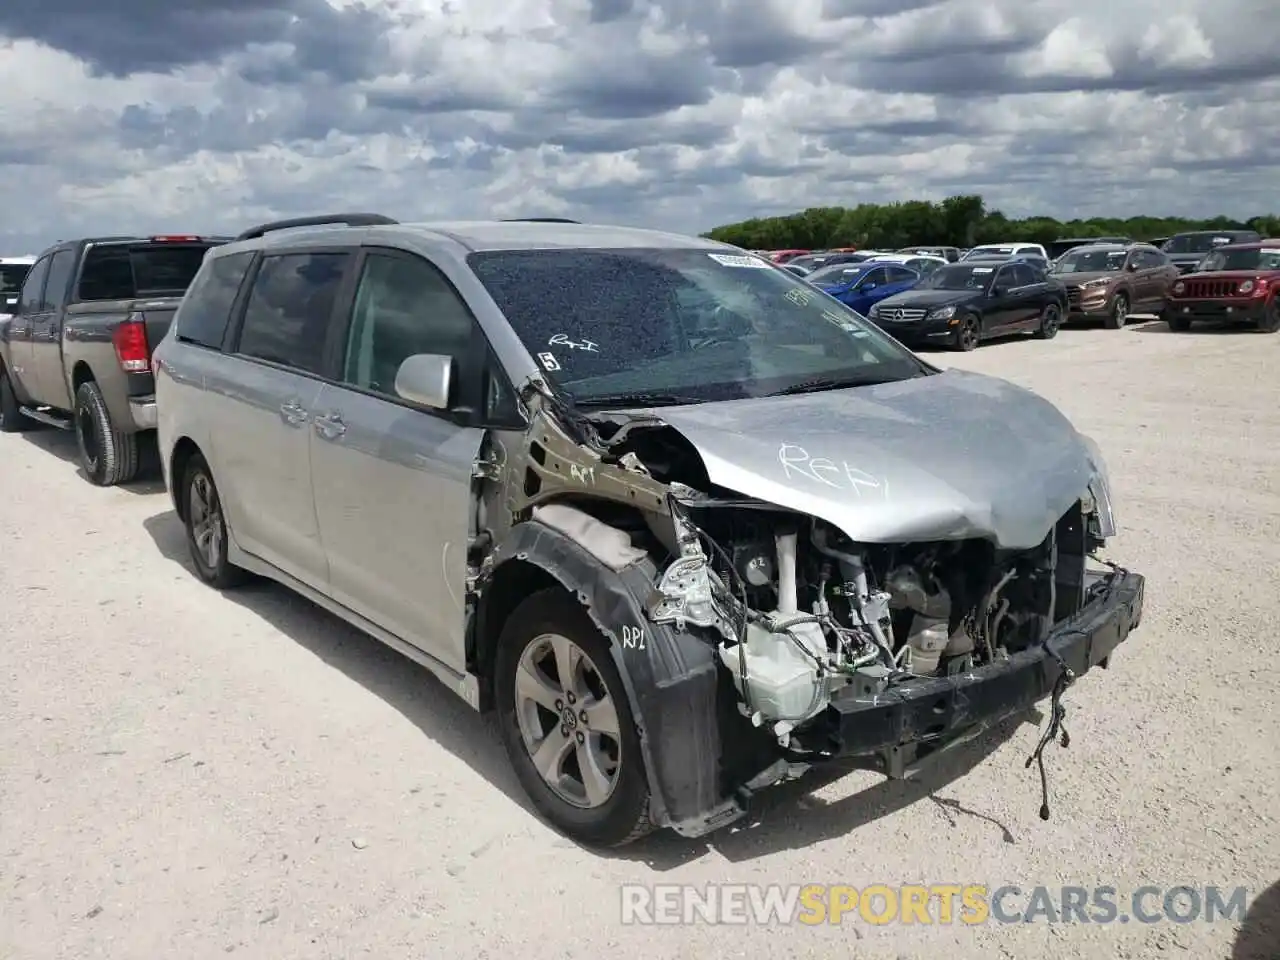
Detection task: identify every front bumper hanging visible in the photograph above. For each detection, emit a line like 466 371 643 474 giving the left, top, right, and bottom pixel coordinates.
823 566 1144 774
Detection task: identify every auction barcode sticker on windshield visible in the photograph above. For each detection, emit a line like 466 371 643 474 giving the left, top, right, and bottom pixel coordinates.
708 253 771 268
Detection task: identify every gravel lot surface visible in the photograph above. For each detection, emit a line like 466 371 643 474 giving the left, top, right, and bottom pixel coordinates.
2 318 1278 959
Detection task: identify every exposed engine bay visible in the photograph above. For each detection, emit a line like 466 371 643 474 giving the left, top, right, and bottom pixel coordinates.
646 500 1096 751
478 384 1109 752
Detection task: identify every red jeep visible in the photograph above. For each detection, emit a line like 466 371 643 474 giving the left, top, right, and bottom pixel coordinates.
1162 241 1280 333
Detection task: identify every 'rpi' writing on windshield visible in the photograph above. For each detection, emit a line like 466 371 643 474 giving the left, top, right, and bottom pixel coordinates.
778 442 884 496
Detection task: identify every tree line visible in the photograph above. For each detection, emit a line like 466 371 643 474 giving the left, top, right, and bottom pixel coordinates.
701 195 1280 251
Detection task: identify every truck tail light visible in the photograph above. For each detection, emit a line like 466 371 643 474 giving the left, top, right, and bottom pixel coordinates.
112 315 150 372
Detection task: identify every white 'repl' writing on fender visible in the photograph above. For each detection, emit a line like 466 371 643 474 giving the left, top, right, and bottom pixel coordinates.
621 625 645 650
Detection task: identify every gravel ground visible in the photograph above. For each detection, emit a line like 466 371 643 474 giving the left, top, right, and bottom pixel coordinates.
2 317 1278 959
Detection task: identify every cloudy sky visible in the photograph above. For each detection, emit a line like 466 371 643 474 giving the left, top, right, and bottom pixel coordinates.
1 0 1278 254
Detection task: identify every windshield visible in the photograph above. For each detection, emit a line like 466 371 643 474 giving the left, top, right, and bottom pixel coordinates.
922 263 998 290
1162 233 1239 255
963 246 1015 260
468 247 928 405
1197 248 1280 272
807 264 869 286
0 263 30 296
1052 249 1128 273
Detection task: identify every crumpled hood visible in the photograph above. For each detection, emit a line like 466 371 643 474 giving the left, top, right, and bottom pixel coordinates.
649 368 1101 550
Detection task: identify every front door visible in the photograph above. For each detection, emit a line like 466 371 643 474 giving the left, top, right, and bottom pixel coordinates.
27 248 77 408
211 250 353 589
309 249 485 671
982 264 1023 333
6 255 48 400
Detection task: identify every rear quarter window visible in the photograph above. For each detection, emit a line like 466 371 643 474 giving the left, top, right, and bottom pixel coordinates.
172 252 256 350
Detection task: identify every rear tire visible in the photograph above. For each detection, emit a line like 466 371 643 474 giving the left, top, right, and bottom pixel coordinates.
74 381 139 485
0 366 30 433
494 589 654 848
1036 303 1062 340
1104 293 1129 329
953 313 980 351
181 452 250 589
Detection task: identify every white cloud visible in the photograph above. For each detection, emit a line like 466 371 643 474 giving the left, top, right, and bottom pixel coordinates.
0 0 1278 255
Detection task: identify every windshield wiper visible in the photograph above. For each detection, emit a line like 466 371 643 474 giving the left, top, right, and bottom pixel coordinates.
573 391 706 409
770 372 924 397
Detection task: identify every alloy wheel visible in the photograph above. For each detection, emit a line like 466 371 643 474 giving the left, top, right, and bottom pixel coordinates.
188 472 225 570
513 633 622 809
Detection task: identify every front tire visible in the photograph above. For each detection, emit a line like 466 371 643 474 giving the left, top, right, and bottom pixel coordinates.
1105 292 1129 329
74 381 139 485
953 313 980 352
181 453 250 589
494 589 654 847
1164 310 1192 332
1254 301 1280 333
0 366 30 433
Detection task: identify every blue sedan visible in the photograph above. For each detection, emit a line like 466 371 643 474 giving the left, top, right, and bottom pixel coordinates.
807 262 922 314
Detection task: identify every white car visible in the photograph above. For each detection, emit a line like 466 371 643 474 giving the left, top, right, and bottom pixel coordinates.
0 256 35 317
962 243 1049 262
864 252 949 275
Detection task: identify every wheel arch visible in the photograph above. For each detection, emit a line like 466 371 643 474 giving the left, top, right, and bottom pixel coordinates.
472 517 736 834
169 436 204 521
71 360 96 391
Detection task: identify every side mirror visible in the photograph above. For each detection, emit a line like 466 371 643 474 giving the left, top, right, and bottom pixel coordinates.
1126 261 1138 271
859 281 877 291
395 353 454 410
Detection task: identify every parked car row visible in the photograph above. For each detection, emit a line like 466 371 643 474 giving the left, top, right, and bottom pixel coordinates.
0 213 1147 849
778 237 1280 349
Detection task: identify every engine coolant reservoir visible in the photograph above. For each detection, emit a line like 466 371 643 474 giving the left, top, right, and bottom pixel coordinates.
718 614 828 722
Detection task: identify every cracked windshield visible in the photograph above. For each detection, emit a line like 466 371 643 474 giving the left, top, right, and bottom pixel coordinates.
468 248 926 405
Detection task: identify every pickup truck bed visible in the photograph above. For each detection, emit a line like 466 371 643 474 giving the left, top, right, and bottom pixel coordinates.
0 235 226 484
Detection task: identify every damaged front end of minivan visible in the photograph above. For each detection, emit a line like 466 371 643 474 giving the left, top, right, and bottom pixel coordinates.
467 369 1145 840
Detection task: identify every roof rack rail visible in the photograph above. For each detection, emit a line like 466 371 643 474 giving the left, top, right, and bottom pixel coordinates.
501 217 580 224
234 213 398 242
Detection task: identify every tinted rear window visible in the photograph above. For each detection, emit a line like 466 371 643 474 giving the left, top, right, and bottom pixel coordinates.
77 243 221 301
172 251 256 350
0 263 30 296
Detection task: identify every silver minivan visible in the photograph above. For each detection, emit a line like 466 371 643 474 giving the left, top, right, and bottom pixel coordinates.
153 214 1145 847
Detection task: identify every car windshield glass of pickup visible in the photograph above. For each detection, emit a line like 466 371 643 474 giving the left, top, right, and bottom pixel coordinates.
1197 248 1280 272
0 264 30 295
919 264 996 290
1162 234 1236 254
467 248 928 406
1053 249 1128 273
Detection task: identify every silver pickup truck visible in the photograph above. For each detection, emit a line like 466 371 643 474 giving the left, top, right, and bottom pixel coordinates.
0 234 227 484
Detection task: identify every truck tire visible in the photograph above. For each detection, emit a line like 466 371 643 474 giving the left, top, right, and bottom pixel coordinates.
74 380 140 486
0 366 31 433
494 588 655 848
1164 311 1192 332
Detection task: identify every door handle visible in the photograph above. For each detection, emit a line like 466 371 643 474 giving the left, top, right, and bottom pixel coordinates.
313 411 347 439
279 400 308 425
